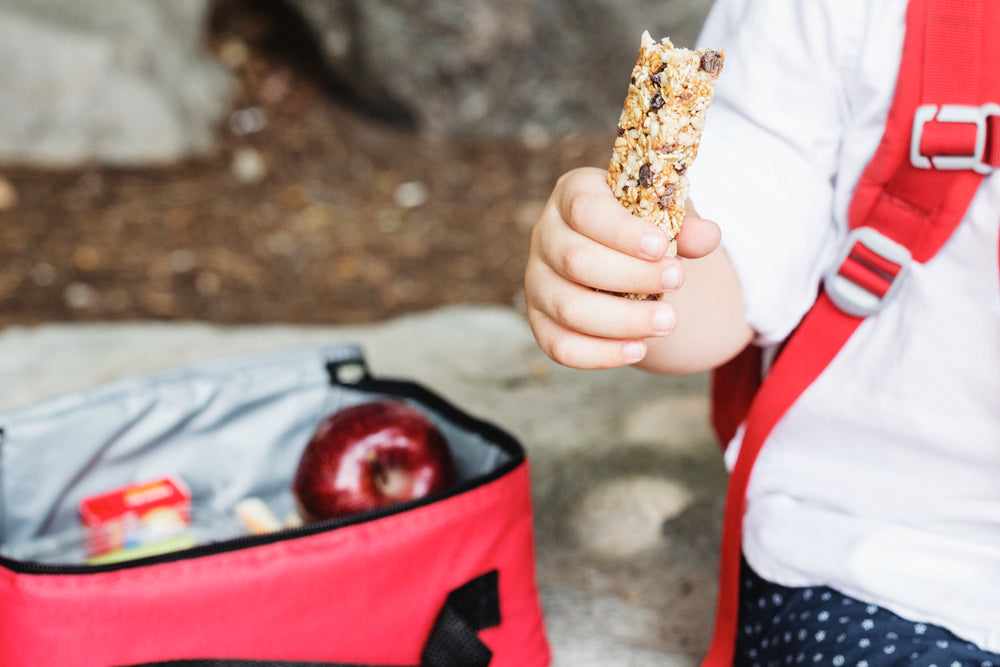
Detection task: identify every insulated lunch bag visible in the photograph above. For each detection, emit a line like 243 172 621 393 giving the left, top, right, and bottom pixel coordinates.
0 343 551 666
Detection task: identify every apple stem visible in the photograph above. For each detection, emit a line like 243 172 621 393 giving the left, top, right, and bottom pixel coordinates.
368 454 410 499
370 456 388 485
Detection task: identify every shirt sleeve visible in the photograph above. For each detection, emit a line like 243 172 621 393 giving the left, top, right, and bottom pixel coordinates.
687 0 862 345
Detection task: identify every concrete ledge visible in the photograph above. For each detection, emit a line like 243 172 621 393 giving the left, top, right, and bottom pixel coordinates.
0 305 724 664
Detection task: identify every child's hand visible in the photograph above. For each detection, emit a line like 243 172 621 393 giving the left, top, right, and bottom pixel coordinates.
524 167 722 370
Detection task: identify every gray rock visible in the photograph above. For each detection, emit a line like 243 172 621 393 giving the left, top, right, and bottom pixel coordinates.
542 586 698 667
570 474 693 558
622 395 711 453
0 0 233 167
284 0 715 138
0 0 716 166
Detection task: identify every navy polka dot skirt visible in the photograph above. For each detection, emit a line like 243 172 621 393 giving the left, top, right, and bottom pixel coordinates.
735 559 1000 667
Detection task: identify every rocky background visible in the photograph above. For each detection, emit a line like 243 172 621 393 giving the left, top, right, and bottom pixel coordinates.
0 0 714 325
0 0 713 165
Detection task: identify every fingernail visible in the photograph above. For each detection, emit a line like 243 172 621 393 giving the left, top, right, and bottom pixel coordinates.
623 341 646 362
652 308 675 335
661 264 682 290
640 232 666 259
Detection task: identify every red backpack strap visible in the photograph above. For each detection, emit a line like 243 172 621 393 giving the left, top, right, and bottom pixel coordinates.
701 1 1000 665
709 345 762 448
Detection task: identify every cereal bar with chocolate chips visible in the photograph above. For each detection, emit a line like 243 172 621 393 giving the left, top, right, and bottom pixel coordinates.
607 31 724 300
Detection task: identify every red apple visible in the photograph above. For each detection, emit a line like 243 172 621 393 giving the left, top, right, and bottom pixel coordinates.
292 399 457 521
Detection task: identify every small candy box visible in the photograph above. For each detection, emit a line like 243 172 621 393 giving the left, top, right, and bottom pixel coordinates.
79 476 192 558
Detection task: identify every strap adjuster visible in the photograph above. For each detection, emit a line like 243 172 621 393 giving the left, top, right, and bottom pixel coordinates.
823 227 911 317
910 103 1000 173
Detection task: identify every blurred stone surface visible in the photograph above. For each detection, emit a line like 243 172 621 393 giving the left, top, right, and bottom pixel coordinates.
0 0 715 166
570 474 693 558
0 0 233 167
0 305 726 663
283 0 716 137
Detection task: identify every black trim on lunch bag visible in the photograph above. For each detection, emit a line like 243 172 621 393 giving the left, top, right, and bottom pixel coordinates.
121 570 501 667
325 358 524 462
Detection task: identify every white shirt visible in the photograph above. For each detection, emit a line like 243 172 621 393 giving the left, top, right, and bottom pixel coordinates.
689 0 1000 651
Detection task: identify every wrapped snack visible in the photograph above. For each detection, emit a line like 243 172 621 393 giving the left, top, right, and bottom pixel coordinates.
608 31 724 300
235 497 283 535
79 476 191 559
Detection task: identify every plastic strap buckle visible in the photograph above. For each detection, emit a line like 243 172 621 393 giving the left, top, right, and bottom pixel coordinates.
910 103 1000 173
823 227 911 318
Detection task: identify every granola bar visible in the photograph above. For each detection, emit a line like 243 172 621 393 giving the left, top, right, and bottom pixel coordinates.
608 31 723 300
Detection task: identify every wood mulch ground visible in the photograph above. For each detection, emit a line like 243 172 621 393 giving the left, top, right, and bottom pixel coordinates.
0 3 614 326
